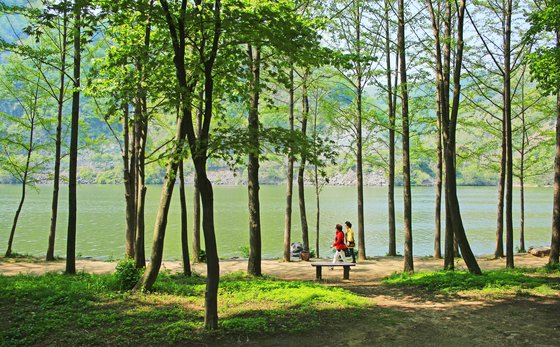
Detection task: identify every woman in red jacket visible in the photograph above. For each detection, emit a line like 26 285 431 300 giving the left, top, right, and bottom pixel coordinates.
331 224 348 263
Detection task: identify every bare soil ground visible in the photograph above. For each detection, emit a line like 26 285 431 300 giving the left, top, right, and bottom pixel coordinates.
2 254 559 346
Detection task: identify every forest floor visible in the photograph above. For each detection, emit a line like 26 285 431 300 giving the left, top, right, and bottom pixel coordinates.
1 254 559 346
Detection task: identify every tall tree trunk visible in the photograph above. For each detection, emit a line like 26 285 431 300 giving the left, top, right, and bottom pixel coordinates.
398 0 413 272
385 0 397 257
134 1 153 268
433 2 443 258
283 67 295 262
519 78 527 253
298 69 310 254
6 181 27 257
444 199 454 269
444 144 480 275
47 8 68 261
549 89 560 265
313 102 320 259
192 90 203 263
179 160 191 276
434 98 443 259
155 0 221 329
135 114 147 268
352 3 366 262
442 0 455 268
247 44 262 276
135 93 193 290
520 155 526 253
504 0 514 269
356 75 365 262
123 105 136 260
447 0 481 275
197 167 219 329
198 14 221 325
66 0 81 275
427 0 450 266
428 0 480 274
495 120 506 258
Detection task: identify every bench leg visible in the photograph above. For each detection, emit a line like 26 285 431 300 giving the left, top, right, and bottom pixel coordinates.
315 266 322 280
343 266 350 280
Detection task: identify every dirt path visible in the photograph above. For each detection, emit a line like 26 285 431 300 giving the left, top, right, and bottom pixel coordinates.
2 254 558 346
0 253 549 280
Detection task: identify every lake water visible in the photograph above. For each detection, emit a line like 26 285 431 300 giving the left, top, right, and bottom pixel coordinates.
0 184 554 260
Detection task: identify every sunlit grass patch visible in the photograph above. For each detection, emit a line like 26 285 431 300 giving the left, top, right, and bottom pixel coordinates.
382 268 560 297
0 270 375 346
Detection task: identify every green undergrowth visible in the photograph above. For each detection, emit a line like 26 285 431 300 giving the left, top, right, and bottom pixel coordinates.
383 267 560 296
0 271 374 346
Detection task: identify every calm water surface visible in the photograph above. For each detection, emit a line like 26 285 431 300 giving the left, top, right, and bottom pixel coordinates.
0 184 553 259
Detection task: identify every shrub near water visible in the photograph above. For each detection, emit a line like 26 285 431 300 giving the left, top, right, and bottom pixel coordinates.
114 258 144 291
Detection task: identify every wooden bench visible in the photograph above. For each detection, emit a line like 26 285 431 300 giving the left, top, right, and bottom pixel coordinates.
311 262 356 280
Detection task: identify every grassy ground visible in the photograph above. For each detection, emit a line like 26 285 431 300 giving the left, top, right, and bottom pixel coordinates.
1 260 560 346
0 269 377 346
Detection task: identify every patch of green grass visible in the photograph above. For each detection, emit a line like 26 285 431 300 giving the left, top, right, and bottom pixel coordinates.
0 271 375 346
382 268 560 296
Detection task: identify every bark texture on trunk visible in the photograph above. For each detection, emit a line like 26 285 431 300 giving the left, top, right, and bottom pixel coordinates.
428 0 481 274
495 124 506 258
283 67 295 262
66 1 81 275
192 175 201 262
398 0 413 272
142 0 222 330
123 105 136 260
444 199 454 269
192 90 203 263
179 161 191 276
385 0 397 257
135 106 190 290
134 101 148 268
550 91 560 265
504 0 514 269
434 106 443 259
298 71 310 254
247 44 262 276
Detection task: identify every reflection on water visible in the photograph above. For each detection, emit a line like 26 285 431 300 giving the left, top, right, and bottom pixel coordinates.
0 184 553 259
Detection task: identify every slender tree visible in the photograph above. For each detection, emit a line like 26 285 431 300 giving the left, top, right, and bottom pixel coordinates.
136 0 222 329
427 0 481 274
398 0 413 272
328 0 381 261
298 69 310 254
524 0 560 265
383 0 398 257
192 90 203 263
179 160 191 276
0 0 72 261
46 1 70 261
66 0 83 275
247 44 262 275
283 66 295 262
1 68 44 257
133 0 154 268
